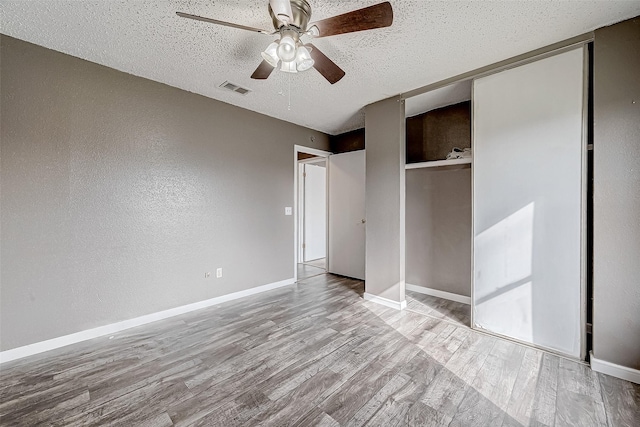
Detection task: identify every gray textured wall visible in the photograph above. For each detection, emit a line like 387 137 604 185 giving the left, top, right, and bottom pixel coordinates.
593 17 640 370
0 35 329 351
405 167 471 297
329 128 365 154
406 101 471 163
364 97 406 303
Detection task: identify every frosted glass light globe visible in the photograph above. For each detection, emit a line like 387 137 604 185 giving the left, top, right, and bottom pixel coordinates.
261 42 280 67
295 46 314 72
277 36 297 62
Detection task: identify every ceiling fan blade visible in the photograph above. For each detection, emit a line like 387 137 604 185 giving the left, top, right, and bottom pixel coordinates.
308 2 393 38
307 43 345 84
269 0 293 25
251 60 276 80
176 12 272 35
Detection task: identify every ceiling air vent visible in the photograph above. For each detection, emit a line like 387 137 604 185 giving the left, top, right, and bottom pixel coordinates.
220 81 251 96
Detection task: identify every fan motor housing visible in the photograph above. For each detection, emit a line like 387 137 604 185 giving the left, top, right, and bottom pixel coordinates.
269 0 311 31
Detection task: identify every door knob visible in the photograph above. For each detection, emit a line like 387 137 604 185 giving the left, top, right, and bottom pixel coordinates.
361 219 366 224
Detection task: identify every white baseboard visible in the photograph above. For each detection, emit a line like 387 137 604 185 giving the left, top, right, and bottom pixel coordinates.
405 284 471 305
0 278 295 364
590 351 640 384
363 292 407 311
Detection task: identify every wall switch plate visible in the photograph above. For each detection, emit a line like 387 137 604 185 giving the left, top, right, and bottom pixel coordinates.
216 268 223 278
285 207 292 215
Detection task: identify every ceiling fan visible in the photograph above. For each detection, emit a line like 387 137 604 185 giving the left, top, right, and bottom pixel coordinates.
176 0 393 84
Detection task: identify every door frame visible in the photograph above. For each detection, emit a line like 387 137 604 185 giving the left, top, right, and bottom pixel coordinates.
294 145 332 281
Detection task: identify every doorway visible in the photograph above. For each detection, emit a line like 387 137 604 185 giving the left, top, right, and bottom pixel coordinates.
294 146 331 281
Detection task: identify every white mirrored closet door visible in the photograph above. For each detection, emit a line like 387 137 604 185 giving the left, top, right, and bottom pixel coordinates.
472 47 586 358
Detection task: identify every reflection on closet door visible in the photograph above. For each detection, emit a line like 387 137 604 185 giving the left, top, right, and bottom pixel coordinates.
472 47 586 358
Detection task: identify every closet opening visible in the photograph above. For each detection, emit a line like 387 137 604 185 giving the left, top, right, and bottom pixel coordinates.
403 80 473 328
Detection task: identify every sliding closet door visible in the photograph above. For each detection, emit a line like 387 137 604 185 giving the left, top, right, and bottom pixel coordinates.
473 47 585 358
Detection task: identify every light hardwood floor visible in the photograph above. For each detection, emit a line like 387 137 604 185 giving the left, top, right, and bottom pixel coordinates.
1 274 638 426
297 263 326 280
306 258 327 269
405 291 471 327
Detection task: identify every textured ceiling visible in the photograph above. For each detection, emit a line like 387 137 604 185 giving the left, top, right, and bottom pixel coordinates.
1 1 639 135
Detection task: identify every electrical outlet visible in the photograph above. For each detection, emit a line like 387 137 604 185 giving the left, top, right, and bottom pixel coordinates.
216 268 223 278
205 272 211 278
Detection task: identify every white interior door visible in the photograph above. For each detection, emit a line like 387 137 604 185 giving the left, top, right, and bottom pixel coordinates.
473 47 585 358
303 163 327 262
329 151 366 280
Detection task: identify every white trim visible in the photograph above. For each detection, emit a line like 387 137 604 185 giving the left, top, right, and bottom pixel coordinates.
406 283 471 305
590 351 640 385
0 278 295 364
405 158 471 170
363 292 407 311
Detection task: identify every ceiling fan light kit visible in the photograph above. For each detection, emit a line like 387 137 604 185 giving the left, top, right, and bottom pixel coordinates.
280 59 298 73
177 0 393 84
260 41 280 67
295 46 314 72
263 28 316 72
275 33 298 62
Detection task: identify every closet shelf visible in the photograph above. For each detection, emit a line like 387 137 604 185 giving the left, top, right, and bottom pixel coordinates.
405 158 471 170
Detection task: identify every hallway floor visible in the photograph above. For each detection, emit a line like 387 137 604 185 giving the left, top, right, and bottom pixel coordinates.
297 258 326 280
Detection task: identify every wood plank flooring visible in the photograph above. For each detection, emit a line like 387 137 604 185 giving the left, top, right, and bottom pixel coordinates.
405 291 471 327
306 258 327 270
1 274 638 426
297 263 326 280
